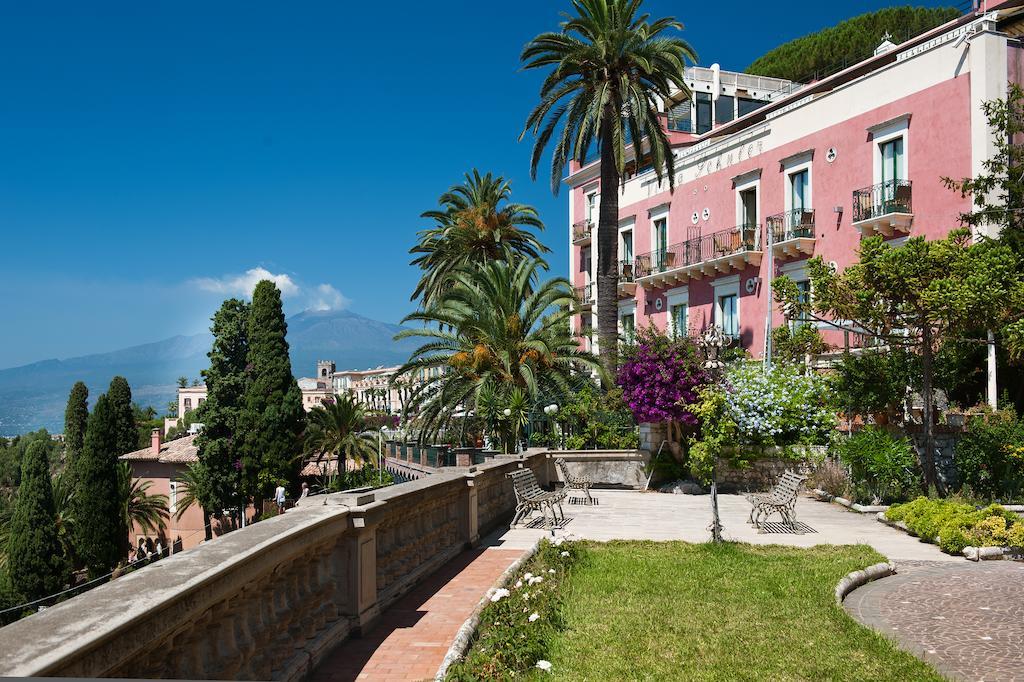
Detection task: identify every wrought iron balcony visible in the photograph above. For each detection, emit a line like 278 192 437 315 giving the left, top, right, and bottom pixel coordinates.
618 261 636 298
572 219 593 245
633 224 762 287
766 209 816 259
574 283 594 309
852 180 913 236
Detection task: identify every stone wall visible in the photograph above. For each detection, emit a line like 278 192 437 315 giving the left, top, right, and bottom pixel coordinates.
714 447 825 493
547 450 650 489
0 451 551 680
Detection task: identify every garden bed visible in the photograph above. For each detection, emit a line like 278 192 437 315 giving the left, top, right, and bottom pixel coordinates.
877 497 1024 560
447 541 940 681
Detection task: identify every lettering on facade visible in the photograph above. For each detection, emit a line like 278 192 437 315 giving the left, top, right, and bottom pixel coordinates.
693 140 764 179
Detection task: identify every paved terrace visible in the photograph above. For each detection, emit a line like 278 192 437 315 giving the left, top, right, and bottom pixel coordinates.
0 450 1016 682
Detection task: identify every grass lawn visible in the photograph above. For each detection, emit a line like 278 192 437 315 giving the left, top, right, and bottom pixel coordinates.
508 542 940 681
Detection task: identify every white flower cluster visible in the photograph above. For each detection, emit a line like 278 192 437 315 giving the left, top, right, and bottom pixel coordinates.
725 364 835 445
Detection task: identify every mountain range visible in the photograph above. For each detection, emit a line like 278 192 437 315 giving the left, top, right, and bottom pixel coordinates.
0 309 420 436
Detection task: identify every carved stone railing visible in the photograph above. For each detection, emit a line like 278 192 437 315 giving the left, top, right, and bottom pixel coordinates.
0 451 551 680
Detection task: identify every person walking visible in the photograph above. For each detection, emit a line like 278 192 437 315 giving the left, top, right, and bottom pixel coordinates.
275 483 287 515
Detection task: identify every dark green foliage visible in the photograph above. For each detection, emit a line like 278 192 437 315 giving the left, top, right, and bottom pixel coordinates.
832 349 915 417
747 7 961 81
557 384 639 450
107 377 137 456
241 281 305 498
835 427 921 504
7 441 67 602
955 408 1024 501
63 382 89 481
196 299 249 513
0 430 55 489
72 394 124 577
132 404 161 451
770 325 829 364
325 462 395 492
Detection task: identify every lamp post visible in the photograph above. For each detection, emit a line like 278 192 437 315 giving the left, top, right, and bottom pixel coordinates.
543 403 559 449
698 325 726 543
379 425 387 485
502 408 512 454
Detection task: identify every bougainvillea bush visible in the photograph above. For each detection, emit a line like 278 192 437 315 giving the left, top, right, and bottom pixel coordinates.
617 327 708 425
725 363 836 447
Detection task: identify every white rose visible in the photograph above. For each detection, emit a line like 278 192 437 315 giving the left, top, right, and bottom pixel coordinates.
536 660 552 672
528 612 540 622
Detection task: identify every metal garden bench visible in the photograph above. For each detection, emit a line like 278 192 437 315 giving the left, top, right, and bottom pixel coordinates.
746 470 807 530
554 457 594 504
508 468 566 529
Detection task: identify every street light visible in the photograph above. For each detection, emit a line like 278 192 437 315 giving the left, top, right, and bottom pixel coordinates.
543 404 559 449
378 425 388 485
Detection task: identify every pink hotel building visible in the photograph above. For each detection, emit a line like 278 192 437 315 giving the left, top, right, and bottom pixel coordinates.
568 6 1020 357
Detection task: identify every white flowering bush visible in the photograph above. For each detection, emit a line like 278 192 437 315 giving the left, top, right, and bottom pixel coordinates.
725 363 835 447
446 538 584 680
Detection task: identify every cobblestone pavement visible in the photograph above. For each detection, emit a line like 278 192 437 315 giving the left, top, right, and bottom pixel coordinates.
310 546 524 682
844 560 1024 681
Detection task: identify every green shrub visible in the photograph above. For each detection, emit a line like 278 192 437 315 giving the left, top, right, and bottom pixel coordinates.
886 497 1023 554
832 350 915 417
955 407 1024 501
556 385 638 450
447 539 585 680
835 427 920 503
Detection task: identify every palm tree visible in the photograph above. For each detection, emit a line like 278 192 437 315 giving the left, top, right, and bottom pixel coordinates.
411 170 550 309
521 0 696 376
396 258 605 442
51 470 77 569
174 462 215 541
117 461 169 555
305 395 377 489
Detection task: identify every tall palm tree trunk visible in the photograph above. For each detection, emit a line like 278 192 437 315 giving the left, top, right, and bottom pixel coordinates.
596 117 621 383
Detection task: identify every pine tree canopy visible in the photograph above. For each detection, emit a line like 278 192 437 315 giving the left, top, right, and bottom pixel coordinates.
196 298 249 513
746 6 961 82
63 382 89 484
72 393 124 577
241 281 305 497
107 376 138 456
7 440 67 602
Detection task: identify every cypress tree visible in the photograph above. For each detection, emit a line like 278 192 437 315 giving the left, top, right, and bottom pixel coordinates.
63 382 89 483
240 281 305 498
72 394 123 577
107 376 138 455
195 298 249 526
7 441 67 602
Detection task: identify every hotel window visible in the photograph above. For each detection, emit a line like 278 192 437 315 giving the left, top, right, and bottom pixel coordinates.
739 188 757 227
667 100 691 132
671 303 688 337
586 192 598 224
880 137 904 185
790 280 811 332
695 92 712 134
183 398 192 411
737 97 765 117
654 218 668 270
169 481 178 514
719 294 738 339
621 230 634 264
715 95 735 125
621 313 636 342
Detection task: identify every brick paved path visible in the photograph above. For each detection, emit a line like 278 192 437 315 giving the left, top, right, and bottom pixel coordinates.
310 547 524 682
844 560 1024 681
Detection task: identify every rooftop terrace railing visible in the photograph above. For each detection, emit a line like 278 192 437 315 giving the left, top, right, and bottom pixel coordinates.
633 224 760 280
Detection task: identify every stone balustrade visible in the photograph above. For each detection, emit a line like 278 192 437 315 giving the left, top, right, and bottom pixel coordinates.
0 451 550 680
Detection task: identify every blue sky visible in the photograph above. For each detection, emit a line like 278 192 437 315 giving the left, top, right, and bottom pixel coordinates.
0 0 957 368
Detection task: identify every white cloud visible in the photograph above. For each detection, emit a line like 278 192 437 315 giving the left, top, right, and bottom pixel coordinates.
307 283 350 311
188 268 349 312
190 267 300 298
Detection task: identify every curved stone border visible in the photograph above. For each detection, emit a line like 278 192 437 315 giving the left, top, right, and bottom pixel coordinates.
434 539 543 681
835 561 897 605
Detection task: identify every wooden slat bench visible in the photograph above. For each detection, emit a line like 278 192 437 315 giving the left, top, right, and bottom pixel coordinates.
554 457 594 504
508 468 566 529
746 470 807 531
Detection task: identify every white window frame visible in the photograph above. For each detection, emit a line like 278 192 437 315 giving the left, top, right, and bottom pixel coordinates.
734 175 760 228
779 260 826 330
666 286 689 337
585 187 600 225
649 204 670 262
782 153 813 215
618 300 637 340
619 216 636 265
169 480 178 515
712 275 741 340
871 118 909 186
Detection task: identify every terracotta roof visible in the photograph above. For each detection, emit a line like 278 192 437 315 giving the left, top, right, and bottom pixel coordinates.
300 456 339 477
120 434 199 464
